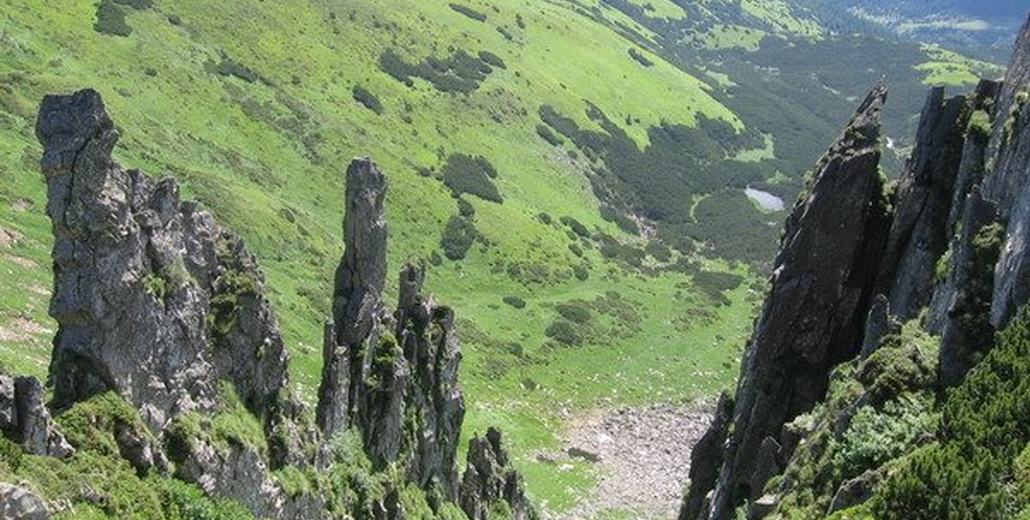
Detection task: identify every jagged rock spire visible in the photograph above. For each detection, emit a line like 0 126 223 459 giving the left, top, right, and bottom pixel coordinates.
333 157 389 348
317 157 389 437
36 89 319 518
460 427 537 520
37 89 293 430
317 159 466 500
686 84 892 520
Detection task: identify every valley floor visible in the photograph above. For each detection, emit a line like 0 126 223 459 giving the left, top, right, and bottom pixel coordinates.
545 401 714 520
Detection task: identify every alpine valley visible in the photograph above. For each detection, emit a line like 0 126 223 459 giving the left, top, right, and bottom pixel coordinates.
0 1 1027 520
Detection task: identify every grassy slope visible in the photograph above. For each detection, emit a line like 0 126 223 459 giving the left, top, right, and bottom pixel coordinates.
0 0 756 511
0 0 1004 515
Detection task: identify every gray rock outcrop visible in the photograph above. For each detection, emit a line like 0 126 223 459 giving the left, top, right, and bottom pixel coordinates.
0 374 73 459
318 158 466 501
679 393 733 520
984 14 1030 328
0 483 49 520
876 87 968 320
37 88 316 518
459 427 536 520
37 89 298 436
686 84 892 520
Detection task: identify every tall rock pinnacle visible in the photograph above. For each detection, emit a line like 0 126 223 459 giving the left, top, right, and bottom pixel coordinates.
37 89 293 430
317 158 389 437
36 89 320 518
685 84 892 520
317 158 466 500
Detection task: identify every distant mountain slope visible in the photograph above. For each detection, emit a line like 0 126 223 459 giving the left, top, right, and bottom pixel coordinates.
823 0 1026 57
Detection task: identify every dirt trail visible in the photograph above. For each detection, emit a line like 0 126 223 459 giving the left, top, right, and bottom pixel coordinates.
548 401 714 519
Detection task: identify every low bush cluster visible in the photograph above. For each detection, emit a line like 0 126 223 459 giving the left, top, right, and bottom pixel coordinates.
448 3 486 22
873 311 1030 520
441 154 502 203
502 296 526 309
440 215 479 260
352 85 383 115
379 48 496 94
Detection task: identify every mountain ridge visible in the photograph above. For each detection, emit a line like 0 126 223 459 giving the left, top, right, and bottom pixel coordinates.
683 12 1030 520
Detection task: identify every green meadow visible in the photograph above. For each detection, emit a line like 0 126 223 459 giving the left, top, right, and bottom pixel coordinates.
0 0 1002 514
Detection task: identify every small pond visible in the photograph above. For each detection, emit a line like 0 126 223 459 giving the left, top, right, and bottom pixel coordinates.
744 187 785 211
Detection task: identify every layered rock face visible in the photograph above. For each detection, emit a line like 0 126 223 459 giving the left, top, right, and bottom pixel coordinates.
35 88 320 518
983 15 1030 328
690 84 892 520
684 15 1030 520
875 87 968 320
37 89 293 434
317 158 389 438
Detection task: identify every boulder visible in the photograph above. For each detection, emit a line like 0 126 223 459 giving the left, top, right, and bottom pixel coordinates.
0 483 49 520
0 374 73 459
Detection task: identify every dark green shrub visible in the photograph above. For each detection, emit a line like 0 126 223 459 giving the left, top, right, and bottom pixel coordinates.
598 234 645 267
478 50 506 69
212 56 260 83
441 154 502 203
556 303 591 323
693 270 743 305
94 0 132 36
599 205 639 235
449 3 487 22
559 216 589 237
646 240 672 262
352 85 383 114
502 296 526 309
545 319 581 346
873 310 1030 519
573 264 589 281
628 47 653 67
379 48 493 94
537 212 552 225
457 197 476 218
857 325 937 405
536 125 563 146
440 216 477 260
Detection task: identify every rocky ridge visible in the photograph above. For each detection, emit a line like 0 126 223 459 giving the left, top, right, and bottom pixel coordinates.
0 89 532 520
682 13 1030 520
